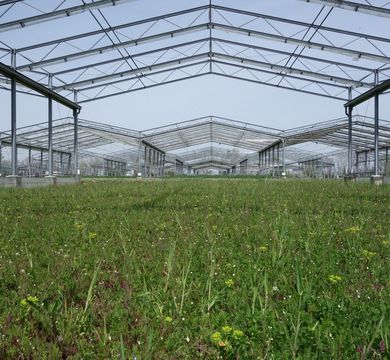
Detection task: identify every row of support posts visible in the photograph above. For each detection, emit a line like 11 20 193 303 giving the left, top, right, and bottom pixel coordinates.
175 159 183 175
346 71 389 183
142 143 165 177
3 55 80 180
258 140 286 176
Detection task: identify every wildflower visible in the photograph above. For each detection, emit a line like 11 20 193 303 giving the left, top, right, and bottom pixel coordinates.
362 250 376 259
259 246 268 252
222 326 232 334
88 232 97 240
379 340 385 354
218 340 230 348
20 295 39 307
225 279 234 287
382 240 390 246
164 316 173 323
233 329 244 339
344 226 360 234
75 222 84 231
210 332 222 344
328 275 342 283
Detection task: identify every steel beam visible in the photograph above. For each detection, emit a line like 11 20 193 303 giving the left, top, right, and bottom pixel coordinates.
213 72 347 101
0 62 80 110
212 23 390 64
52 38 209 76
213 4 390 42
54 53 209 91
213 53 365 87
300 0 390 18
344 79 390 108
16 5 210 52
78 73 209 104
0 0 137 32
17 24 209 71
213 38 373 73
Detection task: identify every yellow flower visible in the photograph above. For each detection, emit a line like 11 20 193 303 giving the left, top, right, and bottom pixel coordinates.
222 326 232 334
344 226 360 234
211 332 222 344
164 316 173 323
328 275 342 283
26 295 39 304
382 240 390 246
233 329 244 339
225 279 234 288
218 340 230 348
362 250 376 259
88 232 97 240
21 295 39 306
75 222 84 231
259 246 268 252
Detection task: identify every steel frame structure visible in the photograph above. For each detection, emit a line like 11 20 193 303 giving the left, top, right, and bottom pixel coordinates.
1 114 390 177
1 0 390 178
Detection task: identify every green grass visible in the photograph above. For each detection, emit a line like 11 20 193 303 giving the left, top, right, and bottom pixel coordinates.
0 178 389 359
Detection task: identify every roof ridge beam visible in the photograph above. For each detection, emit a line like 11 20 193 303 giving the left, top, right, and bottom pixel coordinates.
77 60 209 92
16 5 209 52
300 0 390 18
16 24 209 71
213 72 347 101
52 38 210 76
213 38 372 72
212 23 390 64
0 0 137 32
77 73 209 103
212 4 390 43
213 53 368 87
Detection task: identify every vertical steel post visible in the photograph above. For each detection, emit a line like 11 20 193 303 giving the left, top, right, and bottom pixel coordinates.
374 70 379 176
209 0 212 72
347 87 353 174
48 74 53 176
0 139 2 175
137 135 141 174
282 139 286 174
386 147 389 175
355 151 359 174
73 91 79 177
144 145 147 176
11 78 17 176
48 96 53 176
28 147 32 177
364 150 368 175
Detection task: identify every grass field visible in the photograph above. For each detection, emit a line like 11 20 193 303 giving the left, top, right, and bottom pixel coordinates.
0 178 389 359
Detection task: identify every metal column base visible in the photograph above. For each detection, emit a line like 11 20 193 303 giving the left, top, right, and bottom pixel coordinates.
344 174 356 183
370 175 384 186
44 175 58 185
5 175 22 187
